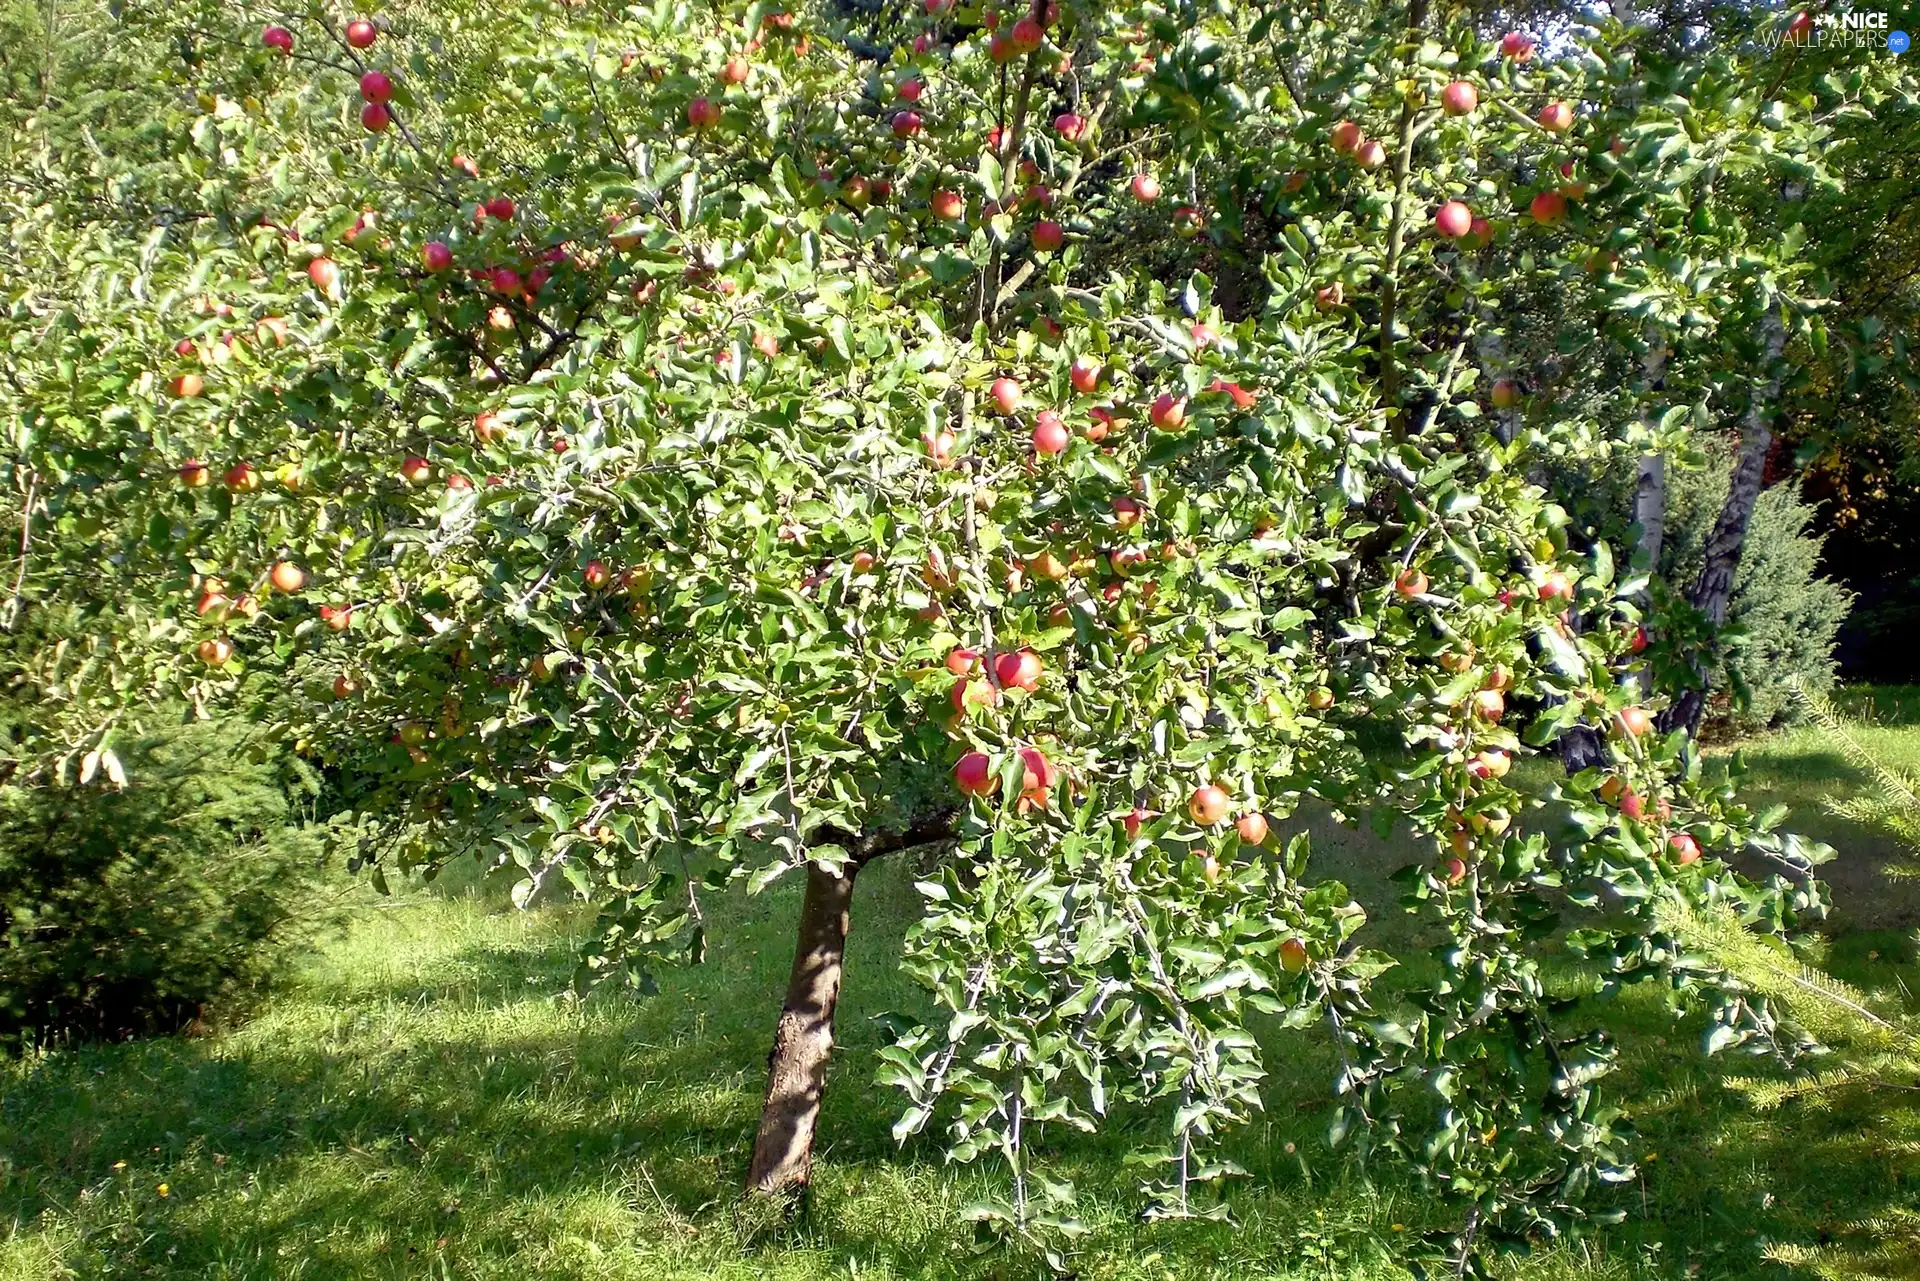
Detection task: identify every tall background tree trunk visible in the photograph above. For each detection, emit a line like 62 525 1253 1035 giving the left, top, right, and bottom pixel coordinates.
1632 337 1669 696
1662 304 1788 735
746 858 861 1199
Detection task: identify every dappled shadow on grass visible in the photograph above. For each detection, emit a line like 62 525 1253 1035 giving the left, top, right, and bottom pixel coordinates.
4 847 1917 1280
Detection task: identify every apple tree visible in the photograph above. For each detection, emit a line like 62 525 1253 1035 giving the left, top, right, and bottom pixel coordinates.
0 0 1842 1269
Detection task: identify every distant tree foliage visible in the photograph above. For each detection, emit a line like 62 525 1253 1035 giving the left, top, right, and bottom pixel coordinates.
1663 452 1854 733
0 721 333 1050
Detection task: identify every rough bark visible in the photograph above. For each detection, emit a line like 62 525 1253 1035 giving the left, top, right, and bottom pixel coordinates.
745 857 861 1200
745 811 956 1201
1662 304 1788 736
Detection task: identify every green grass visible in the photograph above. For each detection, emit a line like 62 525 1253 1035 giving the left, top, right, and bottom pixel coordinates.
4 694 1920 1280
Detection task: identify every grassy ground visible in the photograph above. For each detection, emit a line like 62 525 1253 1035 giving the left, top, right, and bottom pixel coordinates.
3 696 1919 1280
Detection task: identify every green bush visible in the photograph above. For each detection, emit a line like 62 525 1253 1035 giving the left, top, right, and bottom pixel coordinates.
0 721 333 1050
1662 457 1855 733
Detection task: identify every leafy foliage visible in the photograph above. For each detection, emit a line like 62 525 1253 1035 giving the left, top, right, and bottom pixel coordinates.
0 720 332 1049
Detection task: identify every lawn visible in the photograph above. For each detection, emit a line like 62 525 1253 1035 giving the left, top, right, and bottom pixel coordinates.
3 696 1918 1281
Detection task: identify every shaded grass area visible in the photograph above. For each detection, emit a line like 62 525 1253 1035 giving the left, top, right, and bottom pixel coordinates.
4 706 1920 1279
1722 684 1920 932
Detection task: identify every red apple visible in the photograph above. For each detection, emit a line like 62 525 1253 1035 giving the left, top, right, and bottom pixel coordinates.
891 110 922 138
1620 789 1645 819
361 102 392 133
307 257 340 295
1537 572 1572 601
1618 705 1652 737
474 411 505 443
1331 120 1363 153
169 373 204 399
1279 937 1309 972
1537 100 1573 132
1530 191 1568 225
1630 624 1649 653
1472 688 1505 721
1031 410 1071 456
1053 112 1087 142
422 241 453 271
1307 686 1335 710
485 195 515 220
1123 806 1150 840
1445 856 1468 883
945 646 979 676
446 473 473 491
1069 357 1101 394
197 636 234 666
320 604 353 632
1356 138 1386 169
224 462 260 493
1188 784 1231 825
1316 282 1344 310
930 189 964 221
1112 495 1143 529
897 76 922 101
1236 812 1270 846
1008 17 1043 51
179 459 210 487
1031 219 1064 252
400 455 432 485
722 56 751 85
952 677 999 714
687 97 721 130
1395 568 1429 598
990 376 1022 415
360 70 393 103
1490 378 1521 409
1468 749 1512 779
1441 80 1478 115
582 559 611 589
1499 31 1533 60
1149 393 1187 432
1434 200 1472 239
1018 746 1055 791
850 550 876 573
1787 10 1812 37
1173 205 1204 237
269 561 307 594
1130 173 1160 202
262 25 294 53
1669 833 1702 864
995 648 1043 692
955 751 995 796
345 18 377 49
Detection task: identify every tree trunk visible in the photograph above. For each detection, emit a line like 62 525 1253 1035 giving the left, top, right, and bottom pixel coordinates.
1631 337 1669 696
1662 305 1788 736
744 810 956 1202
746 857 861 1200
